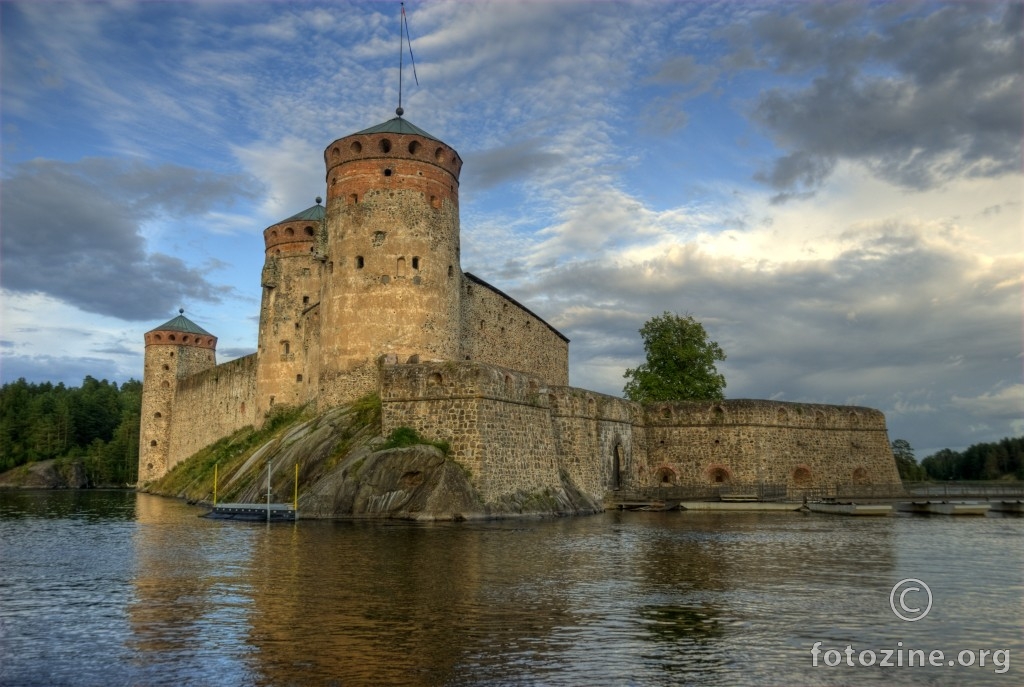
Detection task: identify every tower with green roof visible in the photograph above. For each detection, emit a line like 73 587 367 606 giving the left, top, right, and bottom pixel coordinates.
138 310 217 483
256 198 326 417
315 115 465 406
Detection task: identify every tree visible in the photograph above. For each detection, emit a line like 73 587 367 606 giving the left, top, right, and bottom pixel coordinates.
623 312 726 403
892 439 926 481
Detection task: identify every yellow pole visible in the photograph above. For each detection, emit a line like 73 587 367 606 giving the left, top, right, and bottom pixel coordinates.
213 463 218 506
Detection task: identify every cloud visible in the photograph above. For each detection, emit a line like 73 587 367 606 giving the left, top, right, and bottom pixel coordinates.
462 139 565 190
951 384 1024 421
0 158 258 320
734 2 1023 196
232 136 324 221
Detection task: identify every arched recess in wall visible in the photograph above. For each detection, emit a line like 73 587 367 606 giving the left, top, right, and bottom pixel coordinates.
707 465 731 485
655 466 676 485
852 467 869 485
793 466 812 487
611 440 626 491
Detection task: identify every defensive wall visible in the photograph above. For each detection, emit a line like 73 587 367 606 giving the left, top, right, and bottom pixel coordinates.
166 354 259 468
381 361 899 503
461 273 569 387
644 400 900 488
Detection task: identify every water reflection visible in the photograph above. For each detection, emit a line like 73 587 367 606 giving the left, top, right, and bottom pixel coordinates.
0 491 1020 686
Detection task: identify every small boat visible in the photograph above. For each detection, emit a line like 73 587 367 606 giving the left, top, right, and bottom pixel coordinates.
806 502 891 516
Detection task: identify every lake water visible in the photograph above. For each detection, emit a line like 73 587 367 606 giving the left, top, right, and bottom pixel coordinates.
0 490 1020 686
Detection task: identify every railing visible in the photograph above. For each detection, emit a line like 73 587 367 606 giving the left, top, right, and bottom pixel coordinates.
613 481 1024 504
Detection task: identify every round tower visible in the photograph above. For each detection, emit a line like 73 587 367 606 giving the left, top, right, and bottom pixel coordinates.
137 311 217 483
255 200 326 418
317 114 464 405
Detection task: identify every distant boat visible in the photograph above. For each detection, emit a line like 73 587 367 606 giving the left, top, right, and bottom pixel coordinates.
806 502 892 516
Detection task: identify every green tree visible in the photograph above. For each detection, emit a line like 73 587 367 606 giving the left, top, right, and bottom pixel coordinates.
623 312 726 403
892 439 926 481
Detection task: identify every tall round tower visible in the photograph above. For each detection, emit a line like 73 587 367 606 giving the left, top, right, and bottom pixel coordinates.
137 311 217 483
317 115 464 406
255 199 326 418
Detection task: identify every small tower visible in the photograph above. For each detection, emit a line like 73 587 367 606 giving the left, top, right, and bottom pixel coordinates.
317 115 464 406
137 310 217 483
255 199 325 418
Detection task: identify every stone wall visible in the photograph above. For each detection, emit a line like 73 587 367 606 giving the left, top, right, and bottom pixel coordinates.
381 362 562 503
166 354 259 469
644 399 900 489
547 388 643 500
381 363 900 506
461 273 569 387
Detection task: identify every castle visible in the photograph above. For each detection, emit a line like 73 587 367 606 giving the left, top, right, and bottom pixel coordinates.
138 113 900 503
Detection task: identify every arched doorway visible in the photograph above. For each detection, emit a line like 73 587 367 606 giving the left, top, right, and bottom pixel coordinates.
611 443 623 490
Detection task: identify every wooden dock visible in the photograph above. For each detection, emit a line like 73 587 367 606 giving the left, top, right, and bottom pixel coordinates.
895 501 991 516
204 502 296 521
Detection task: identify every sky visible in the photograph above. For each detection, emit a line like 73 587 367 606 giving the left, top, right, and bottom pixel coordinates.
1 0 1021 457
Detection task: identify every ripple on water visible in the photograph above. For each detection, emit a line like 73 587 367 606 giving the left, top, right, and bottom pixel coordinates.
1 493 1021 686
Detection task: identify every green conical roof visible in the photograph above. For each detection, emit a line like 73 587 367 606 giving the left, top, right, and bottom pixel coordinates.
280 202 325 223
149 310 213 336
352 116 440 142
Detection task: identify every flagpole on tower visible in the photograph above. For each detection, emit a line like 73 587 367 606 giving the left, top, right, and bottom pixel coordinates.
397 2 419 117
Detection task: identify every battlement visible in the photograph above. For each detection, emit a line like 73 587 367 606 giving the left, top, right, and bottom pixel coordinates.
647 399 886 431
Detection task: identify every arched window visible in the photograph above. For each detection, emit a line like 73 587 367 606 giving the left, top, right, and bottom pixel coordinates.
397 257 406 276
356 256 364 269
412 256 420 270
283 341 290 355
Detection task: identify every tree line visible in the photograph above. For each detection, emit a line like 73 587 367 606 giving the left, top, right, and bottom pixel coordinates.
0 377 142 486
893 437 1024 482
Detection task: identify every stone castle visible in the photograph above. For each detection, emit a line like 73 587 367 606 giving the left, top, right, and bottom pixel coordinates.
138 114 900 503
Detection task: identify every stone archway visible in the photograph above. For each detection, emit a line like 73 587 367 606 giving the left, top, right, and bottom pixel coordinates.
611 442 624 490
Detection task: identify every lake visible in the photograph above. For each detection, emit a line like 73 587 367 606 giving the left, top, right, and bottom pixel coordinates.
0 490 1020 686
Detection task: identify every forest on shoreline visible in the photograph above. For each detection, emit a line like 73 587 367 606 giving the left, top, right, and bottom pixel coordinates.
0 377 1020 487
0 377 141 486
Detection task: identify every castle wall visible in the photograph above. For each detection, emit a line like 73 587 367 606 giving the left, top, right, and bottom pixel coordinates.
644 400 900 489
381 362 562 503
547 389 643 499
166 354 259 469
461 273 569 387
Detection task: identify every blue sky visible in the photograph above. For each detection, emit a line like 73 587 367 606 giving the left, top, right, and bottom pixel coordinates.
1 0 1021 457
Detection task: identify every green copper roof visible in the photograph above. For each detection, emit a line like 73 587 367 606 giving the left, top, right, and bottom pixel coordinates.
281 202 325 223
352 116 441 142
149 310 213 336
